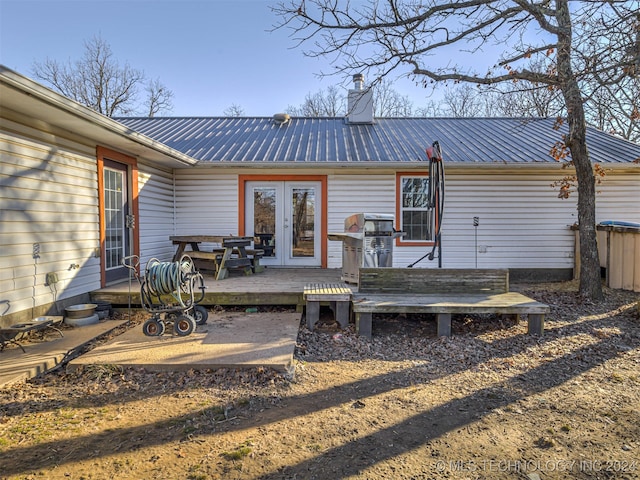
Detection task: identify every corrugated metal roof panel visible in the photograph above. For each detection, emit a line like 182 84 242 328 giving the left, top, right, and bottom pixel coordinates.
115 117 640 165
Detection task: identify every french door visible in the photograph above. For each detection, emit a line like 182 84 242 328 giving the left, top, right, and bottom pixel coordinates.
244 181 321 267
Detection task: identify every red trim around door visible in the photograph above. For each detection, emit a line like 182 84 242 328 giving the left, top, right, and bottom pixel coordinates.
96 146 140 286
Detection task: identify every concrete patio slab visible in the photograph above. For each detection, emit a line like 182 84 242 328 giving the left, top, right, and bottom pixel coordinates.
67 311 301 374
0 319 129 387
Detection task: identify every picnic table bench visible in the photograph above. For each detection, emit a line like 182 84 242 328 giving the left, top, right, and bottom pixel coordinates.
351 268 549 339
170 235 264 279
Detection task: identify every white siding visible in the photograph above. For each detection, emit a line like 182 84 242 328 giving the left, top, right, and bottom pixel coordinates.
171 168 638 271
326 171 639 270
327 174 396 267
0 131 101 315
594 176 640 222
137 162 175 266
174 170 239 245
438 174 578 269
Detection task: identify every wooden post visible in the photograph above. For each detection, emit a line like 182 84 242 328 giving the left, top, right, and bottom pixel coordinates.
306 301 320 331
355 312 372 339
527 314 545 336
436 313 452 337
329 301 351 328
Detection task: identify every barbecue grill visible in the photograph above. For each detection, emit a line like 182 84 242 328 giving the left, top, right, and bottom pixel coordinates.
328 213 404 284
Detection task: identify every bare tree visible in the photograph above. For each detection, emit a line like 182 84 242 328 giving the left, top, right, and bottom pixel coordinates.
583 77 639 143
286 85 345 116
434 59 636 135
373 80 415 116
274 0 639 300
496 64 638 143
476 57 567 118
441 84 488 117
145 78 174 117
223 103 246 117
32 35 174 117
434 82 563 118
489 84 565 118
414 99 444 117
287 81 416 117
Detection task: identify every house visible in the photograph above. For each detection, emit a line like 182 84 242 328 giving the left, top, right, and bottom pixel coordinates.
1 67 197 326
2 66 639 326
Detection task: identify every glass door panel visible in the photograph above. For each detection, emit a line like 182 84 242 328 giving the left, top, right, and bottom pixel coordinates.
104 168 125 269
290 187 315 258
103 162 130 283
253 187 277 258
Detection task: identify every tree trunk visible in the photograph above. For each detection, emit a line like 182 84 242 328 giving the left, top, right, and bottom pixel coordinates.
557 0 604 300
569 109 603 300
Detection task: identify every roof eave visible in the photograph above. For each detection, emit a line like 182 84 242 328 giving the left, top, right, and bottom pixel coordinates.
0 65 198 168
190 160 640 174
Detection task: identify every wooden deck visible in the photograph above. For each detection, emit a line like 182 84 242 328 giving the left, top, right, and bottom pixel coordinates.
91 268 347 310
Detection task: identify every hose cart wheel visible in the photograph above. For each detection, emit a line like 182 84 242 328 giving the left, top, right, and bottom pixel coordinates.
142 317 166 337
193 305 209 325
174 315 196 336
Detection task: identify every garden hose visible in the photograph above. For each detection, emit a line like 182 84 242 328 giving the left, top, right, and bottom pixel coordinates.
144 258 196 306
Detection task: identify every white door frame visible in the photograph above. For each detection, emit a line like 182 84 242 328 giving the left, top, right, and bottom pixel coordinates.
244 180 322 267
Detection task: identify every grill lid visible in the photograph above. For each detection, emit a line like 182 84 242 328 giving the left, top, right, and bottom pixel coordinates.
345 213 395 235
330 213 404 240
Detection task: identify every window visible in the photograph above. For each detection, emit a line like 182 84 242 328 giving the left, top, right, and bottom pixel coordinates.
397 174 434 243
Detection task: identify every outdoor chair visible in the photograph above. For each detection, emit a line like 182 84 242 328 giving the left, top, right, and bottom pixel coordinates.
0 318 63 353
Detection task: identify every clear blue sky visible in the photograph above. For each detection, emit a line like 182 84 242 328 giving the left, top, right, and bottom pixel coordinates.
0 0 438 116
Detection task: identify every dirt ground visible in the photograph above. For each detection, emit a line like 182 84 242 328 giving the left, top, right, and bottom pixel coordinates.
0 281 639 480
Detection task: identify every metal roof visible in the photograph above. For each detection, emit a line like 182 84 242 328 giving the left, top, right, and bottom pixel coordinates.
116 116 640 165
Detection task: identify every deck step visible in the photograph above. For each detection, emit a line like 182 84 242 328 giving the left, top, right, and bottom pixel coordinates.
303 283 352 301
303 283 353 331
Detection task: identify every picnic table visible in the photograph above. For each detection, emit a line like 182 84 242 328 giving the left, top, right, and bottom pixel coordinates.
170 235 226 261
170 235 263 280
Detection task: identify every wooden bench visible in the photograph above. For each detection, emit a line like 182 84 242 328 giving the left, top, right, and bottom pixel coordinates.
351 268 549 339
184 250 223 273
244 248 265 273
185 248 264 279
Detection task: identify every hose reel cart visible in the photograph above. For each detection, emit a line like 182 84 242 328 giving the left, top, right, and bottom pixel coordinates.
123 255 208 336
408 140 445 268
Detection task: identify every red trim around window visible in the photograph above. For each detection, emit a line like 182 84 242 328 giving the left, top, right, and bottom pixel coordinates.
395 172 435 247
